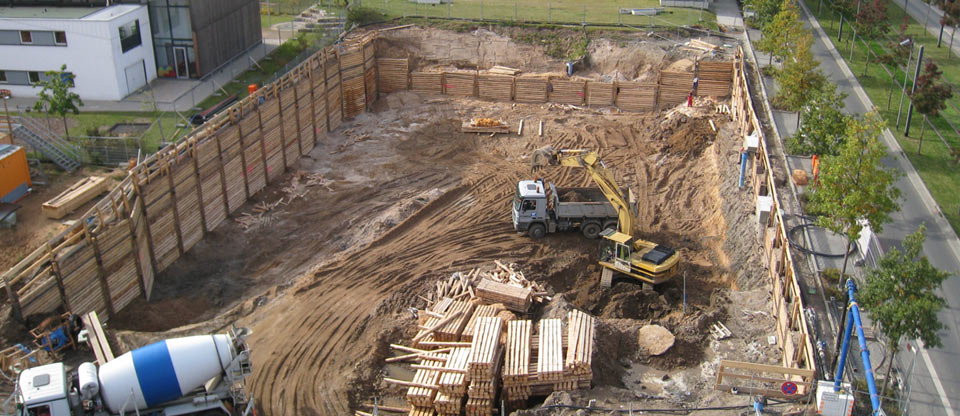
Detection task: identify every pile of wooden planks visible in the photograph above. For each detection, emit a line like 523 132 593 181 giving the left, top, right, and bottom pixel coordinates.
537 319 564 382
466 317 503 416
487 65 520 76
514 78 548 103
697 61 733 97
461 119 510 134
407 356 444 407
42 176 109 219
476 279 533 313
462 304 498 343
564 309 595 387
435 347 470 415
414 298 476 347
503 319 532 401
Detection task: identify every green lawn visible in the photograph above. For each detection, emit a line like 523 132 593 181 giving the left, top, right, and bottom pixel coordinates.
359 0 716 28
261 13 297 28
30 112 183 152
804 0 960 232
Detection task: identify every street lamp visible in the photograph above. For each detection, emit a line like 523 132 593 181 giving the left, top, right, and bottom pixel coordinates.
895 39 919 129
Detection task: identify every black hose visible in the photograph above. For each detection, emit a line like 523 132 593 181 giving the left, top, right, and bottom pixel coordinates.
787 222 858 258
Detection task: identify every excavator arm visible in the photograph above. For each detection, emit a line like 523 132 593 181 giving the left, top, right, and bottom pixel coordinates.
545 149 634 235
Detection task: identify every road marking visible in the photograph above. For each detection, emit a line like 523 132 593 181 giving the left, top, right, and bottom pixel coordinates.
920 341 956 416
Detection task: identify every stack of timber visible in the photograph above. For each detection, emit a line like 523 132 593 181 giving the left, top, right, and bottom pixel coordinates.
563 309 595 390
478 75 514 101
502 319 532 401
514 78 548 103
411 72 443 94
435 347 470 415
414 297 475 347
407 406 434 416
466 317 503 416
476 279 532 313
697 61 733 97
421 261 548 307
488 65 520 76
659 71 695 105
42 176 109 219
443 73 477 97
407 356 444 407
586 81 615 107
461 118 510 134
377 58 409 92
616 82 658 111
548 79 586 105
462 304 498 342
536 319 564 383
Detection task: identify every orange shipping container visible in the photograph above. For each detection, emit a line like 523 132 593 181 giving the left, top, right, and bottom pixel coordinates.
0 144 32 203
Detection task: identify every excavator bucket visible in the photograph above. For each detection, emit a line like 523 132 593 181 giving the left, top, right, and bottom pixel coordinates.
530 146 558 171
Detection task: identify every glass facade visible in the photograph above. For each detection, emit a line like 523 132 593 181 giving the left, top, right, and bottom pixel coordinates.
147 0 197 79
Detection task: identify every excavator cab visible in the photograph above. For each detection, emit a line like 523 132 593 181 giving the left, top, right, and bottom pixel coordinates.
599 228 633 274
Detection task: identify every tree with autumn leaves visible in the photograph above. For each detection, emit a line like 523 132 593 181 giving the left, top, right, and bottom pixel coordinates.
909 61 953 154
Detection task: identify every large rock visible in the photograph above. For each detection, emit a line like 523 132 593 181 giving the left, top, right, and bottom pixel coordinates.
637 324 675 356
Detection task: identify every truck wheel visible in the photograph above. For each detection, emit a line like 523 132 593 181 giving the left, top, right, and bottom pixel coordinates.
603 220 617 232
582 222 602 239
528 223 546 239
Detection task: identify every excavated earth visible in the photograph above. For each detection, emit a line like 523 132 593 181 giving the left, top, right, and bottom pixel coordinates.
2 28 786 415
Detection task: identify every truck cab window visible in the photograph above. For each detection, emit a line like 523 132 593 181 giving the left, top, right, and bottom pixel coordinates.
522 200 535 211
27 405 50 416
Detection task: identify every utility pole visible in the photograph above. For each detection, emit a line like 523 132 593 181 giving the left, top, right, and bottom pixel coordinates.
850 0 861 61
896 42 915 128
905 45 925 136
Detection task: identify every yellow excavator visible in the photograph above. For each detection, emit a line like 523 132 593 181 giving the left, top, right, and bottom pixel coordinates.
530 148 680 287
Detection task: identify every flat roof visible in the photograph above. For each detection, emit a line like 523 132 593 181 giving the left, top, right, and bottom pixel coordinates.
0 7 97 19
0 4 140 20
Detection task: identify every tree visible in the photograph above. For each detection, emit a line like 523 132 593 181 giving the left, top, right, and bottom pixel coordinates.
875 18 911 66
757 0 805 64
854 0 890 39
809 112 901 278
32 64 83 140
909 61 953 154
859 223 950 398
745 0 784 29
943 0 960 51
790 83 851 156
774 34 828 111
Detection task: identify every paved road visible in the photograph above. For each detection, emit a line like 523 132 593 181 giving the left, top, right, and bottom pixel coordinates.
796 2 960 414
900 0 960 58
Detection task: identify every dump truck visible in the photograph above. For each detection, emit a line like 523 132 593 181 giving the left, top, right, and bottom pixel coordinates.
14 327 253 416
512 178 621 239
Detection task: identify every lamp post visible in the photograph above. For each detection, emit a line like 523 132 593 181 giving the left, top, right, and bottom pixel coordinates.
896 39 915 128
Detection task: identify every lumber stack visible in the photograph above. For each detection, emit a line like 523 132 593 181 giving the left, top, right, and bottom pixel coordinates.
586 81 615 107
514 78 548 103
537 319 564 382
407 406 434 416
466 317 503 416
42 176 109 219
435 347 470 415
414 298 475 347
659 71 695 105
487 65 520 76
697 61 733 97
548 79 586 105
615 82 658 112
461 119 510 134
478 75 514 101
476 279 533 313
443 73 477 97
462 304 498 343
407 356 444 407
503 319 532 401
378 58 409 92
564 309 595 388
411 72 443 94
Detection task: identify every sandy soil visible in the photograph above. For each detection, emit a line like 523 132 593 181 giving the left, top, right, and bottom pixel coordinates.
1 27 785 416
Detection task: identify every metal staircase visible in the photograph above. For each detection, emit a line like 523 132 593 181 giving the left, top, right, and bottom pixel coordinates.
1 115 83 172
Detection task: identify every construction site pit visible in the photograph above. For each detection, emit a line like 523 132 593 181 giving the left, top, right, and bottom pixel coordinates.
5 26 792 416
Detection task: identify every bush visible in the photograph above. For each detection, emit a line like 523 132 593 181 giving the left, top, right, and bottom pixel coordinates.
346 6 386 27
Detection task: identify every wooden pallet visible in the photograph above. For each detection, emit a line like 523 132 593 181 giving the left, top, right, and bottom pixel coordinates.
475 278 532 312
565 309 595 380
42 176 109 219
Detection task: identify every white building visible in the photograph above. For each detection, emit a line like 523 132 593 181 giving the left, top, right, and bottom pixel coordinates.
0 5 157 101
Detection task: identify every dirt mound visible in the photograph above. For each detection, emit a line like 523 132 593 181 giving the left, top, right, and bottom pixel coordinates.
585 38 668 82
665 118 717 157
376 26 560 71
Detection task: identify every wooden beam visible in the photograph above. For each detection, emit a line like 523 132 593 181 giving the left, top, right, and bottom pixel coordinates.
166 159 186 256
120 190 147 299
131 176 159 275
83 220 115 318
190 144 208 233
718 360 815 378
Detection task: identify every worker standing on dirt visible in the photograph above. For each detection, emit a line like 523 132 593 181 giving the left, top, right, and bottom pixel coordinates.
687 90 693 107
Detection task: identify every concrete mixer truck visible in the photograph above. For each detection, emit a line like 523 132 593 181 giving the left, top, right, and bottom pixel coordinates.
14 327 253 416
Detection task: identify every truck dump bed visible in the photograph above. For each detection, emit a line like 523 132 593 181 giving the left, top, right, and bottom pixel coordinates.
553 186 619 218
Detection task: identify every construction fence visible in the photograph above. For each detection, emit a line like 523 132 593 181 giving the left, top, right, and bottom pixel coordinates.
713 46 818 397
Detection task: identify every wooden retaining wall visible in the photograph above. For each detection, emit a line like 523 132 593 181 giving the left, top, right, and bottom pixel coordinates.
716 47 817 395
381 59 732 111
1 33 378 322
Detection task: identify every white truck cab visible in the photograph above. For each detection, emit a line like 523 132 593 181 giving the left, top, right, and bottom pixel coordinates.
19 363 72 416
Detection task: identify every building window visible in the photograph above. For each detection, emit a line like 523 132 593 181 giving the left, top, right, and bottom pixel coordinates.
54 31 67 45
119 19 141 53
28 72 40 84
19 31 31 44
0 71 6 83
